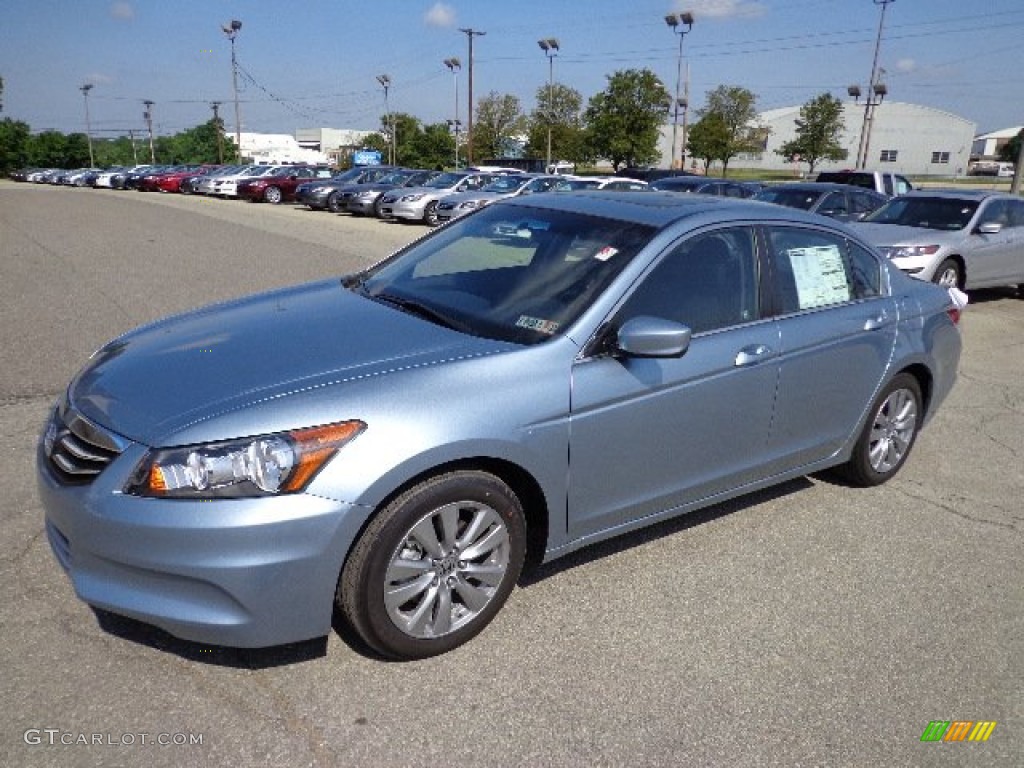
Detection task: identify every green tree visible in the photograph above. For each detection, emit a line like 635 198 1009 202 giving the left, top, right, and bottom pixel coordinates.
0 116 31 173
697 85 762 175
775 93 848 174
583 68 669 170
472 92 527 160
168 118 230 164
408 122 455 169
686 113 730 174
526 82 584 167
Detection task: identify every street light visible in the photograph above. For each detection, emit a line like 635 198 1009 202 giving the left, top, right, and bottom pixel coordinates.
377 74 393 165
80 84 95 167
459 28 486 165
850 0 894 168
665 11 694 170
221 19 242 162
142 100 155 163
537 38 560 172
444 57 462 168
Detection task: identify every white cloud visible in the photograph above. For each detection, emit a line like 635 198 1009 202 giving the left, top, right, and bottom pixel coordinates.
110 2 134 20
424 2 456 28
895 58 917 74
680 0 766 20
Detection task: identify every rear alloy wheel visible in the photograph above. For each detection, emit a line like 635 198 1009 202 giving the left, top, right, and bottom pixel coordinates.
838 373 922 487
263 186 283 204
423 201 440 226
338 471 526 660
932 258 961 289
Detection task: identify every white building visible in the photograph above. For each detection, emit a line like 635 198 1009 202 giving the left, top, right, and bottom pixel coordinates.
972 126 1023 160
236 132 329 165
295 128 376 166
660 101 977 177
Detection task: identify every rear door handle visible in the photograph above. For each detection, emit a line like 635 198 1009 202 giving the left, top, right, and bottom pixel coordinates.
735 344 773 366
863 312 892 331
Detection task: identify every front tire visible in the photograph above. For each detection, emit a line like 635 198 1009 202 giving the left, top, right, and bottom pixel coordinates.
327 191 344 213
423 201 439 226
338 471 526 660
838 373 922 487
263 186 283 204
932 258 961 289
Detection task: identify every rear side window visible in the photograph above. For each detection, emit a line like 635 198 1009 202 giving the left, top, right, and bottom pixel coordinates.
765 227 881 314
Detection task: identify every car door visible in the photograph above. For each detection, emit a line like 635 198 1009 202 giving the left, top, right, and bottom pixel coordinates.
965 199 1020 288
568 226 780 540
761 225 897 472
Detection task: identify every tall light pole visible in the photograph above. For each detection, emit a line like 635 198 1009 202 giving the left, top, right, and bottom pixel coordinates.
444 58 461 168
377 74 393 165
851 0 894 168
459 27 486 165
665 12 694 170
537 38 560 172
222 19 243 162
142 100 155 163
79 84 95 167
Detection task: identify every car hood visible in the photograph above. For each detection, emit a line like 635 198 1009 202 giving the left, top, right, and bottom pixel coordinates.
68 279 510 445
851 222 965 247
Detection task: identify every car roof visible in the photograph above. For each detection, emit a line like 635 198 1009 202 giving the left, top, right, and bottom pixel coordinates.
497 189 837 229
895 188 1008 200
759 182 882 193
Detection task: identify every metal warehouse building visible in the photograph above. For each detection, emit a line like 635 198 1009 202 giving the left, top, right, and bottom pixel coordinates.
663 101 977 177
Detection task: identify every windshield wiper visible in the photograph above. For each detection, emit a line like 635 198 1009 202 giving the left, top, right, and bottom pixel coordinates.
371 292 465 332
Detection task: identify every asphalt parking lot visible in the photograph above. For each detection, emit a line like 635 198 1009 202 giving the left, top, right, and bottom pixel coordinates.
1 180 1020 767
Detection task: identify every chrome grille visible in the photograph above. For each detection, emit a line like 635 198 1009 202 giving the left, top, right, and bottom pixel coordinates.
44 405 124 485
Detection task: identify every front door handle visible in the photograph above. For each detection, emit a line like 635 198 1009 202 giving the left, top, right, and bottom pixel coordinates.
735 344 773 367
863 312 892 331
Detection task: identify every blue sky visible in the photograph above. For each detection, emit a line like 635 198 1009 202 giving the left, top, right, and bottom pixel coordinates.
1 0 1021 140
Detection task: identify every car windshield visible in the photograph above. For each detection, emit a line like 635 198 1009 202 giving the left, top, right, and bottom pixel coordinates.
754 188 819 210
354 204 655 345
424 172 468 189
555 179 601 190
864 197 979 230
481 176 530 193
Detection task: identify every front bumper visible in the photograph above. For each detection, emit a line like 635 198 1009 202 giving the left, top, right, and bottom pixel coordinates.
36 428 366 648
379 199 428 221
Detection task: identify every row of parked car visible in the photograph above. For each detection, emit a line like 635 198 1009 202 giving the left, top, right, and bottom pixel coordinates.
10 162 1024 293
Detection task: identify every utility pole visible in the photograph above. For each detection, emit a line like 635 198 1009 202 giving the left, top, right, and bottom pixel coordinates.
459 27 486 165
855 0 894 168
665 12 694 170
222 20 243 162
80 84 95 167
128 129 138 164
444 58 461 168
143 100 155 163
376 75 393 165
211 101 224 163
538 38 560 172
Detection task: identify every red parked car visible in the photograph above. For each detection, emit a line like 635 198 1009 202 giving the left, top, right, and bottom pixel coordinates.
153 165 222 193
237 165 332 203
135 165 203 192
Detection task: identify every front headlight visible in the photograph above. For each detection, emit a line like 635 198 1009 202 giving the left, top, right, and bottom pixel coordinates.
459 200 485 209
126 421 365 498
880 244 941 259
400 193 425 202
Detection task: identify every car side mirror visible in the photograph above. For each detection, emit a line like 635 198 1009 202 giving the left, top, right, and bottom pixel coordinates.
977 222 1002 235
615 316 692 358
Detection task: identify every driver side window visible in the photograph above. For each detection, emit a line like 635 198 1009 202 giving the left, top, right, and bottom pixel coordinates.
618 227 759 335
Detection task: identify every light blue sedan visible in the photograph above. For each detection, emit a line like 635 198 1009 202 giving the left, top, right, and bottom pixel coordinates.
38 192 962 660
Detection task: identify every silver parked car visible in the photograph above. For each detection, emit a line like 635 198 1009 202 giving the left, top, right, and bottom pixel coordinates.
379 171 498 225
435 174 561 223
850 189 1024 291
38 192 962 660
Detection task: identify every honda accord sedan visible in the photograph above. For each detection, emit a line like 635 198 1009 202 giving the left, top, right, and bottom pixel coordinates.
38 192 962 660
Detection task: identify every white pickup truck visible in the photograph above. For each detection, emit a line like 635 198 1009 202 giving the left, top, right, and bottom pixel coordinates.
815 170 913 197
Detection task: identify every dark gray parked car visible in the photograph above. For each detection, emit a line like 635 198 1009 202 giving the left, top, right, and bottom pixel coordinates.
38 192 962 660
754 182 888 223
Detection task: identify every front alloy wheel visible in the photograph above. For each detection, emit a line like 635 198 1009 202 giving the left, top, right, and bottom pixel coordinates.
264 186 283 204
933 258 961 289
338 471 526 660
423 201 440 226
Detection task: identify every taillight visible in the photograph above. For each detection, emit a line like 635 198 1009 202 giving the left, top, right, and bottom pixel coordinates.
946 307 961 325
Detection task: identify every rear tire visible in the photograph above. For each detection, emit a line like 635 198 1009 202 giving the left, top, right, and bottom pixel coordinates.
837 373 922 487
338 471 526 660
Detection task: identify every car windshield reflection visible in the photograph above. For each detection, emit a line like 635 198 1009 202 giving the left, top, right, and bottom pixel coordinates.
357 204 655 345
